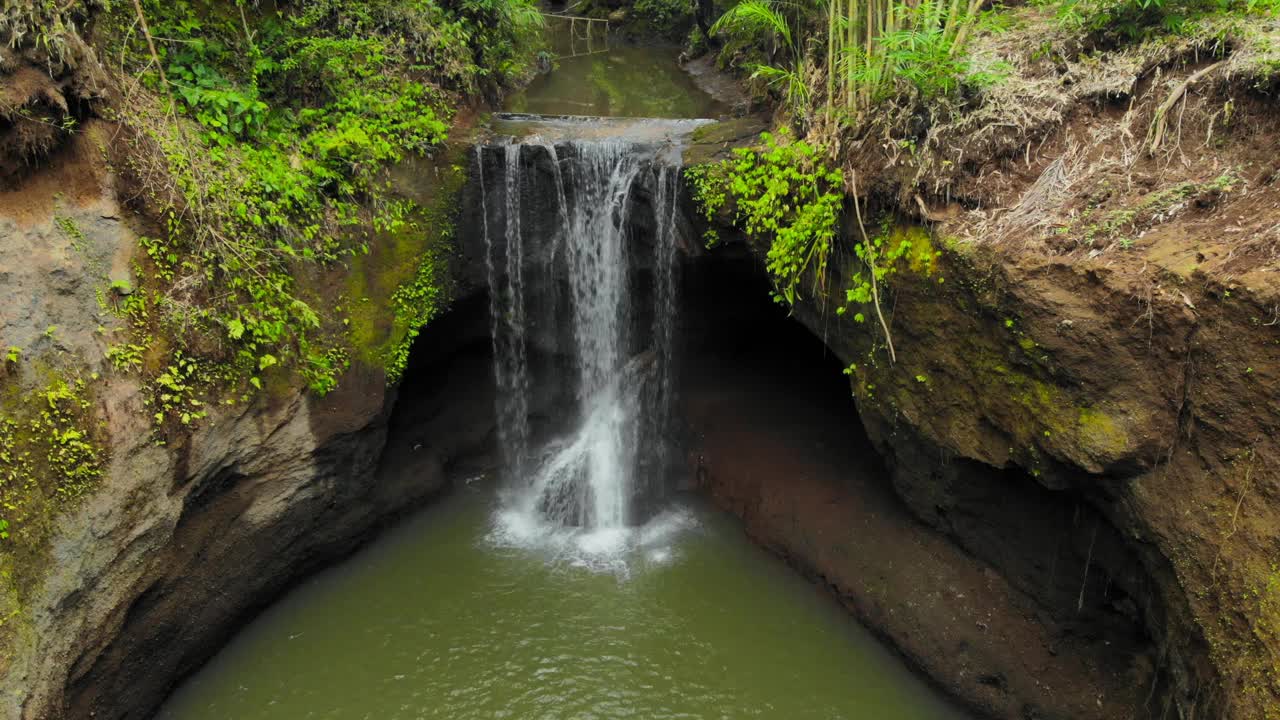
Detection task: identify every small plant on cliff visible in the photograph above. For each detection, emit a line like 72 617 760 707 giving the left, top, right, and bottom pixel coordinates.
54 213 86 250
839 217 940 362
1 379 103 505
685 163 728 248
384 247 447 384
146 352 210 429
689 129 844 305
0 372 106 601
39 380 103 496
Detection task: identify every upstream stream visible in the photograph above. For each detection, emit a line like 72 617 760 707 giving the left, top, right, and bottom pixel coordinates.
157 46 969 720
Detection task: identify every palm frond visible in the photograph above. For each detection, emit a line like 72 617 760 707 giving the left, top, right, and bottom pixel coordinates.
712 0 794 50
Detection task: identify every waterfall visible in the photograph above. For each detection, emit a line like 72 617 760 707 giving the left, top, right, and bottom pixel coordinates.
649 165 681 482
481 137 683 549
479 145 532 479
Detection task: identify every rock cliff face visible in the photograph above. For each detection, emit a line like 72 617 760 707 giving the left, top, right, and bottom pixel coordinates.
0 125 498 719
679 254 1156 720
681 113 1280 717
16 368 405 720
829 241 1278 719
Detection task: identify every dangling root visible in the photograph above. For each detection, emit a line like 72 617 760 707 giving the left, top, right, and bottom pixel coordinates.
850 168 896 364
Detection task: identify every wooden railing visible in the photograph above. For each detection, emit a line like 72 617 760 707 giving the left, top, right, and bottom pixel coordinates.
540 12 610 59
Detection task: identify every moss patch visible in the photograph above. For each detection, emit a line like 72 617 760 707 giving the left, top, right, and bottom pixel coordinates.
684 117 770 165
1076 406 1129 460
865 330 1134 477
343 142 470 379
0 361 107 664
960 344 1132 469
886 224 940 275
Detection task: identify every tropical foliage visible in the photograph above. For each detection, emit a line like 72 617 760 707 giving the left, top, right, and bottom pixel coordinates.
708 0 1279 124
710 0 986 120
93 0 542 424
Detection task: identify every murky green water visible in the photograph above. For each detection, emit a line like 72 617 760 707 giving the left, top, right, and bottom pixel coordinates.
159 486 967 720
504 46 728 119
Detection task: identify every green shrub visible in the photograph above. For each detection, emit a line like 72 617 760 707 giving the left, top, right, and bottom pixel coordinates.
712 0 811 116
711 0 995 123
634 0 695 39
688 129 844 305
1053 0 1278 40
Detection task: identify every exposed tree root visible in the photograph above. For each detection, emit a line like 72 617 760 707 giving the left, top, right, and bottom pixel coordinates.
1147 61 1224 155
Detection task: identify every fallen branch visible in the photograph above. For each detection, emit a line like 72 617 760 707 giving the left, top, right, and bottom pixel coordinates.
128 0 167 89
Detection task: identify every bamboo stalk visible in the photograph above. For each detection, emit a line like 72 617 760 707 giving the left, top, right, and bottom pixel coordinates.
885 0 895 52
863 0 872 108
943 0 963 45
928 0 943 35
847 0 857 110
827 0 836 124
948 0 983 56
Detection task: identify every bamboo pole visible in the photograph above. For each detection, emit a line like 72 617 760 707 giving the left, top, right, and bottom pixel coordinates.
846 0 856 111
130 0 168 89
826 0 836 125
949 0 983 55
864 0 873 109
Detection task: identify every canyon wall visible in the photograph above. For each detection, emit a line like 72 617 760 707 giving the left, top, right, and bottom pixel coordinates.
0 115 1274 720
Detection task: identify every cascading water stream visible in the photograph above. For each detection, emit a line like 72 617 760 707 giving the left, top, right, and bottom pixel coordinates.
481 134 686 559
650 165 681 478
477 146 532 480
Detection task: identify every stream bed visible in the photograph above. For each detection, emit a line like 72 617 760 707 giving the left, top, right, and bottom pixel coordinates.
157 485 968 719
503 45 729 119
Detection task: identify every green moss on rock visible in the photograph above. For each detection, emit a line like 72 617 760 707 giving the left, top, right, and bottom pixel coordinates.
344 144 469 380
885 225 939 275
684 117 769 165
0 362 107 662
1076 406 1130 460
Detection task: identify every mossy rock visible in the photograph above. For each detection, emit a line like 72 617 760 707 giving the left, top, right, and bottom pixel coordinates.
341 138 471 379
684 117 769 166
